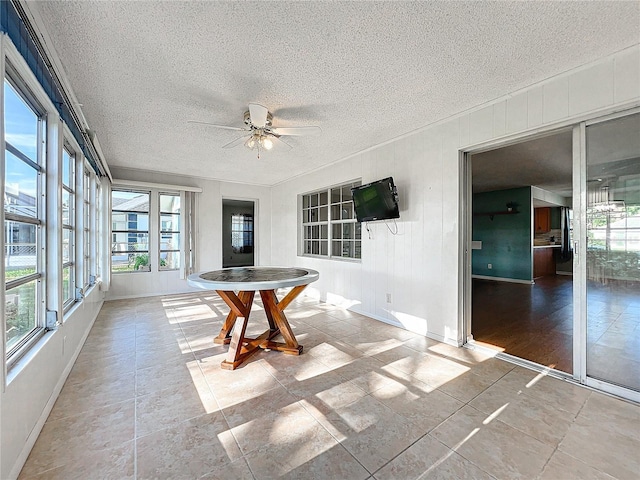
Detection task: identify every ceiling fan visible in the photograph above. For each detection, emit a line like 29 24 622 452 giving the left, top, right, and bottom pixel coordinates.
189 103 321 158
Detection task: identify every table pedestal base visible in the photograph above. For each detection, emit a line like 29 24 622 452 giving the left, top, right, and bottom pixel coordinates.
214 285 307 370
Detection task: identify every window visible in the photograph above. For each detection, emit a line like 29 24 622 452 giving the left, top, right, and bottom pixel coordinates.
111 190 150 272
83 170 91 287
159 193 180 270
4 74 46 358
231 213 253 253
62 147 75 308
301 180 361 259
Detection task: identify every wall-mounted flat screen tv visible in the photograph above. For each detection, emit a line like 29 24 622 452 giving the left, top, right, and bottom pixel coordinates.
351 177 400 222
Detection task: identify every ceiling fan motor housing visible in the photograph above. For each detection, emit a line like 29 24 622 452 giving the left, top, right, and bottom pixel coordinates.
244 110 273 128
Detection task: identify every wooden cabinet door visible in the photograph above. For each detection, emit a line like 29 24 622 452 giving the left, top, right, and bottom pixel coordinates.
535 207 551 233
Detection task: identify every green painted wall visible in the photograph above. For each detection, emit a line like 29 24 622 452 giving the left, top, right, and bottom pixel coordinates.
472 187 532 281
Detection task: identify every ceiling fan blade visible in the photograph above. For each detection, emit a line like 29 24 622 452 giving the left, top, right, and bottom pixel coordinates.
222 135 251 149
249 103 269 128
188 120 247 131
270 126 321 136
270 136 292 150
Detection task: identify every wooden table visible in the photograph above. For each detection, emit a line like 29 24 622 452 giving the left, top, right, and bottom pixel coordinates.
187 267 319 370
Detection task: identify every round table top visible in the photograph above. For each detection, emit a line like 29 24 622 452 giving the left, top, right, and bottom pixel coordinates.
187 266 319 291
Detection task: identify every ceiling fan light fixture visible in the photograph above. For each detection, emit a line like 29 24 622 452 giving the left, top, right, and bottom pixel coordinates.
262 136 273 150
245 135 257 149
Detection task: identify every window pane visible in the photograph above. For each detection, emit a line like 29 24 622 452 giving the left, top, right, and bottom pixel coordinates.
319 206 328 222
112 253 151 273
309 208 318 222
4 80 38 163
331 188 341 203
62 266 73 304
355 242 362 259
320 224 328 239
331 204 341 220
342 241 354 257
111 232 149 252
311 225 319 239
6 280 37 351
332 224 342 239
332 241 342 257
320 241 328 256
343 223 353 239
319 191 328 206
160 233 180 251
4 150 38 218
355 223 362 240
160 194 180 213
342 186 353 201
112 191 149 213
63 149 73 188
312 241 319 255
310 194 318 207
62 227 72 263
341 202 353 219
160 251 181 270
160 214 180 232
4 221 37 278
303 195 309 209
62 189 71 225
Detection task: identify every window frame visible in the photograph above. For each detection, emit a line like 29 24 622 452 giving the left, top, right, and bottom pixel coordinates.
300 180 362 260
158 191 181 271
111 188 151 273
61 144 76 310
3 66 48 363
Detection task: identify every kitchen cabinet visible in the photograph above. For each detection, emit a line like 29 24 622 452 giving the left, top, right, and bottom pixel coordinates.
534 207 551 233
533 247 556 277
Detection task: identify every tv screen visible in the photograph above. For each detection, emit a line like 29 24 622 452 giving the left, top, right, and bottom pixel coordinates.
351 177 400 222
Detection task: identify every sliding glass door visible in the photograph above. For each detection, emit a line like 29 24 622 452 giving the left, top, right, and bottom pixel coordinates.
579 112 640 395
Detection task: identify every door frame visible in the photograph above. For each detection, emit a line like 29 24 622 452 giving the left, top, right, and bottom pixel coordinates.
221 197 258 268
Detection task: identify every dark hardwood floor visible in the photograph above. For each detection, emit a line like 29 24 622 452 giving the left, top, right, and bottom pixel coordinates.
472 275 574 373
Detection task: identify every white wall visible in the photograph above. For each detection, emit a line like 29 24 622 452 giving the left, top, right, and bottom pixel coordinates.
106 167 272 299
1 286 104 480
271 45 640 346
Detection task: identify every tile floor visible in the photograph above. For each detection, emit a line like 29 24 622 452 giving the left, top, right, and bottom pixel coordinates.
19 292 640 479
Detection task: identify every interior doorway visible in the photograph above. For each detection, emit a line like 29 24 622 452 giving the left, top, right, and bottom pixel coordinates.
222 199 255 268
468 129 574 373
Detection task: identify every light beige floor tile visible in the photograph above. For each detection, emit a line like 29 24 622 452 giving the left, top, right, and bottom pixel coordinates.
559 396 640 479
229 399 321 455
245 430 369 480
341 330 406 356
318 394 424 473
135 339 193 369
259 349 333 385
223 385 300 430
408 353 472 389
20 400 134 477
307 339 365 368
374 433 492 480
19 441 135 480
48 370 135 421
431 405 554 479
493 367 591 415
137 411 241 479
136 382 216 437
371 381 464 432
136 356 202 397
371 345 429 375
539 451 616 480
438 371 493 403
200 457 255 480
469 382 573 446
575 392 640 441
330 356 400 394
284 368 368 413
465 357 515 382
70 348 136 380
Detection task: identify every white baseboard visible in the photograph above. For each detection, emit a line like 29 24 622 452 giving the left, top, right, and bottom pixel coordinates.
347 306 459 348
472 274 534 285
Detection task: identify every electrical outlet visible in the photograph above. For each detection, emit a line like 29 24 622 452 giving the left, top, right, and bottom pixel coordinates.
488 263 492 269
386 293 391 303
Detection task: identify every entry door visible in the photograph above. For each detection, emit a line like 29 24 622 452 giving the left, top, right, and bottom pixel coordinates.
574 111 640 399
222 200 255 268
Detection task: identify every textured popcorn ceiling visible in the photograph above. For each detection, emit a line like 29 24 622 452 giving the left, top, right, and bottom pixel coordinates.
31 1 639 186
